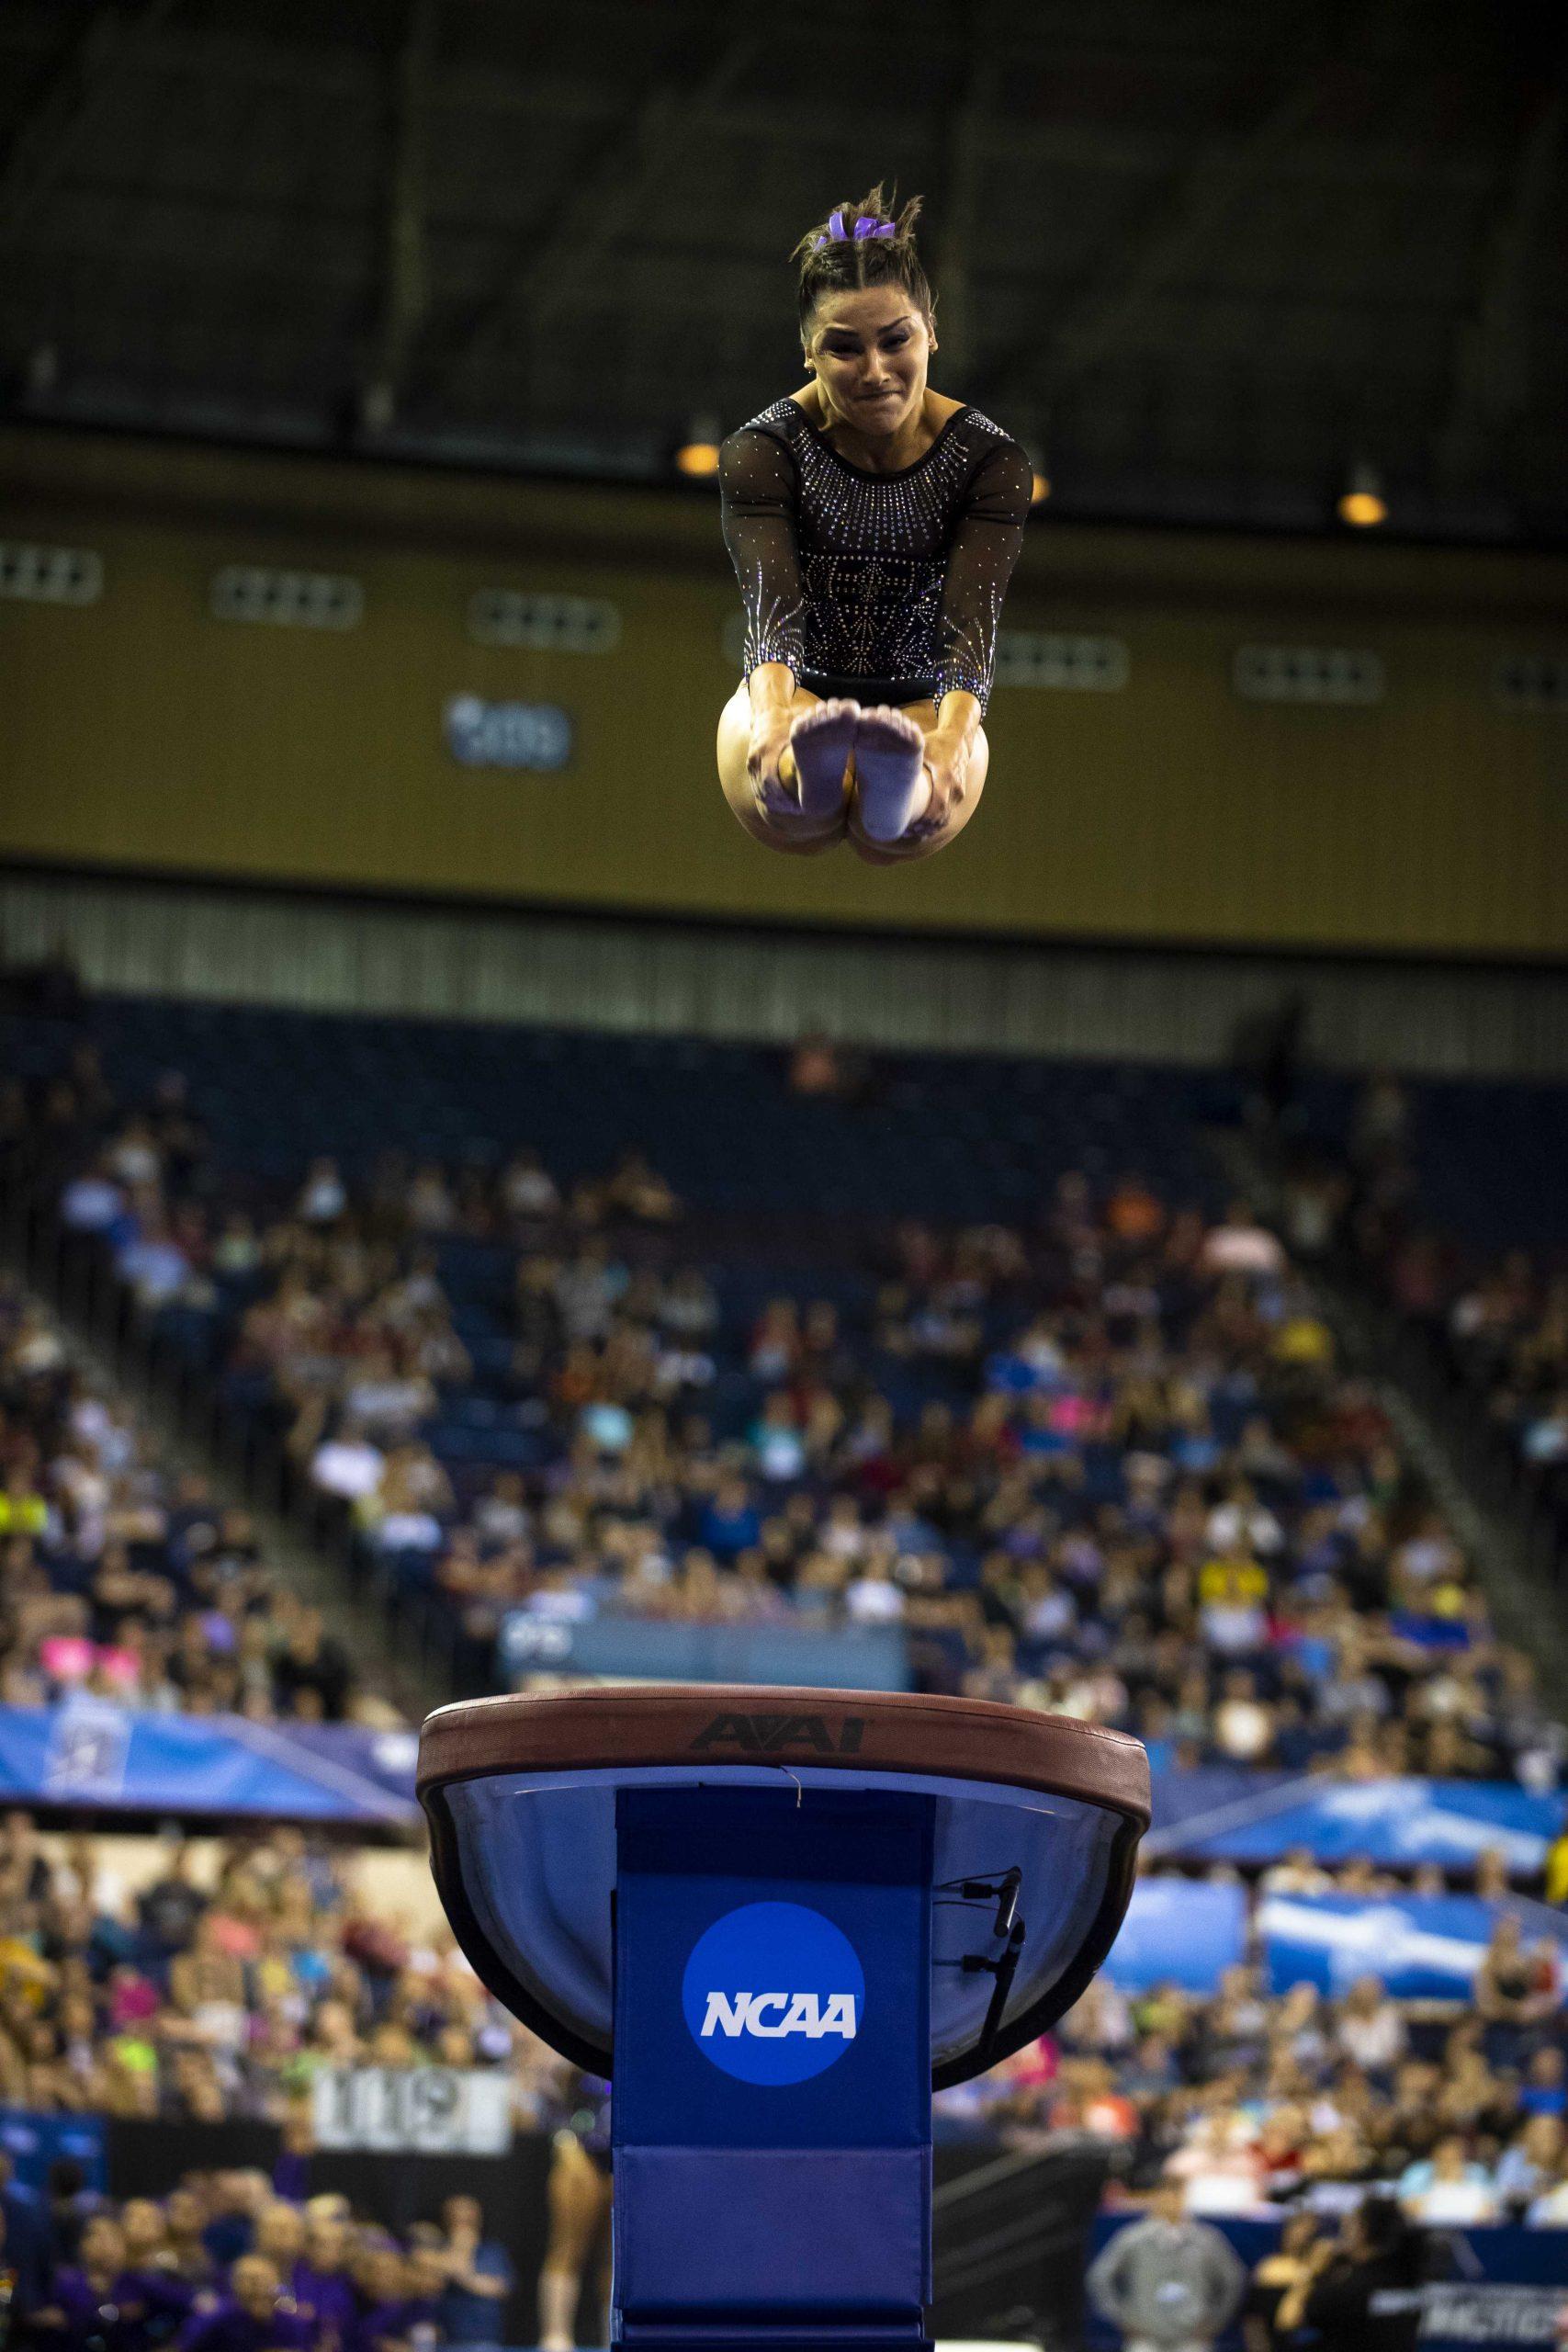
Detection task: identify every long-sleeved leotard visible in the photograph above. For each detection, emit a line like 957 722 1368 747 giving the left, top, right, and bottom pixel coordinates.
718 396 1032 713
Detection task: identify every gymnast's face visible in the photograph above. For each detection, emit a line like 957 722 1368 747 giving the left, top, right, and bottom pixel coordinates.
803 285 934 441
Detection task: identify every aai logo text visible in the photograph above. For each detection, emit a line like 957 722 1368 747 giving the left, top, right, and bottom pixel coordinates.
682 1902 864 2086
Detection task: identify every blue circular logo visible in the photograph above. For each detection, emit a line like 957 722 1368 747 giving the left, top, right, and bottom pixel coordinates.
681 1902 865 2086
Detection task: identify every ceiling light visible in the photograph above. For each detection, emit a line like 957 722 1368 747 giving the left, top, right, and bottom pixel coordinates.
675 415 722 479
1337 460 1388 529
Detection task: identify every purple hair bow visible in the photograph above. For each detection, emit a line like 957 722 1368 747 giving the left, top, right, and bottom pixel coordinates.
815 209 897 249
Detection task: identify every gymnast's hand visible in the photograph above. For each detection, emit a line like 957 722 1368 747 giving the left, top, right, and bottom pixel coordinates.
747 706 802 814
909 727 972 838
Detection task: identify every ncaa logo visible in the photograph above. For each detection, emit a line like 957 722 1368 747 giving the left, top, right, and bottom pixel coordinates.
681 1902 865 2086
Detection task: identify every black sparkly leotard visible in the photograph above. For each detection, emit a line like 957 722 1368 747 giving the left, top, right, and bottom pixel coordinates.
719 396 1032 712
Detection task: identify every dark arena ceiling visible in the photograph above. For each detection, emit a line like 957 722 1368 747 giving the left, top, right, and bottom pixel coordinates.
2 0 1566 542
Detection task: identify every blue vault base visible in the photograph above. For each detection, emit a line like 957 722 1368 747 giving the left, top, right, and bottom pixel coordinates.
611 1786 937 2352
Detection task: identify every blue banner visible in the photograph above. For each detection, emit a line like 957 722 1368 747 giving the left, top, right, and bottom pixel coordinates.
1103 1877 1248 1991
0 1696 1558 1871
1259 1890 1568 1999
286 1722 421 1814
0 2109 106 2196
1145 1772 1563 1873
1146 1758 1291 1830
0 1702 418 1825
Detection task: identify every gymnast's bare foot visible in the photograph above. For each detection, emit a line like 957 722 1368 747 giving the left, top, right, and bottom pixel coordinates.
784 697 861 820
852 706 932 842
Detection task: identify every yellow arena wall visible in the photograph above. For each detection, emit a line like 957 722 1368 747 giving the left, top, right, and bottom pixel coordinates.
2 424 1565 957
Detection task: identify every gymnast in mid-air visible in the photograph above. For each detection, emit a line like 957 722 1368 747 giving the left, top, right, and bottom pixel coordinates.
717 184 1033 863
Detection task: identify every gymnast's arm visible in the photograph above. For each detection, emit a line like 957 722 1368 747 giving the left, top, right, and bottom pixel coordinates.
719 427 807 726
931 438 1033 761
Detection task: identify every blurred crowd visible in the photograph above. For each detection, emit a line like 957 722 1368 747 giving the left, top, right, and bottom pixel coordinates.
1375 1225 1568 1562
333 1181 1551 1790
0 1817 563 2131
6 1034 1556 1791
1273 1067 1568 1569
1442 1251 1568 1478
0 1025 1563 2352
945 1865 1568 2231
0 2168 516 2350
0 1796 1560 2228
0 1281 386 1725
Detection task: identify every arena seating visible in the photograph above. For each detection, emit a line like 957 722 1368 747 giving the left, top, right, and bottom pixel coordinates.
0 1275 380 1724
1281 1069 1568 1579
3 994 1556 1788
0 995 1564 2340
1291 1070 1568 1259
3 991 1224 1217
0 1820 1557 2270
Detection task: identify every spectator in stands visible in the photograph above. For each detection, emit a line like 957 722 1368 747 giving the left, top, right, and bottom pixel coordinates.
1210 1671 1275 1763
251 2204 304 2277
499 1149 560 1224
1529 2149 1568 2225
36 2212 130 2352
1242 2210 1323 2352
270 1607 353 1723
352 2239 427 2352
1166 2109 1266 2215
37 2207 198 2348
117 2200 197 2339
1496 2115 1565 2212
603 1152 680 1225
1396 2132 1499 2224
1522 2047 1566 2118
184 2253 311 2352
308 1427 386 1510
1087 2173 1246 2350
139 1842 209 1964
297 1161 348 1227
292 2210 358 2351
1199 1202 1285 1279
433 2200 512 2349
60 1159 129 1238
1335 1977 1406 2082
1258 1849 1332 1897
1277 2194 1424 2352
0 1285 376 1728
151 2191 209 2289
1475 1914 1560 2064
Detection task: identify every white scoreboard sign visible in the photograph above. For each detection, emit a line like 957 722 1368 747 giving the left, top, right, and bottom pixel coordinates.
311 2066 513 2154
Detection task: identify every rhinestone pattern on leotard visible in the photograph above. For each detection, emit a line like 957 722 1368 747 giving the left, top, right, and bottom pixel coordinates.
718 397 1032 710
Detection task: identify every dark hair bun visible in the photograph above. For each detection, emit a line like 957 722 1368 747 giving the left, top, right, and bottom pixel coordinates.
793 182 934 327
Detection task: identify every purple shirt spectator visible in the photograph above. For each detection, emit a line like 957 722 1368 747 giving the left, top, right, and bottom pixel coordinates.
180 2298 314 2352
289 2266 359 2352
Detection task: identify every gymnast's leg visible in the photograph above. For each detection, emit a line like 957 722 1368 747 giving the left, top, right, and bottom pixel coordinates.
538 2132 612 2351
848 699 989 865
716 675 858 856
